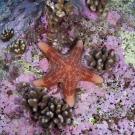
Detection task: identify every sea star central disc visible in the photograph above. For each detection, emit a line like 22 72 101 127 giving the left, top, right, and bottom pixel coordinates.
33 40 103 107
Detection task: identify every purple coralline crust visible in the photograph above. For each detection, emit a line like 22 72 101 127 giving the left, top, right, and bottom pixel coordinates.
107 11 121 26
74 0 98 20
80 1 98 20
0 0 46 55
0 0 135 135
39 58 49 72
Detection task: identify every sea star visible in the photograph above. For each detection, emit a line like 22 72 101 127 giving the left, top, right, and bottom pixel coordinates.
33 40 103 107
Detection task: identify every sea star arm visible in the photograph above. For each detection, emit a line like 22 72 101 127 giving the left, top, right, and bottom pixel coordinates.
38 42 63 63
79 67 103 83
33 70 59 87
67 40 83 62
61 80 77 107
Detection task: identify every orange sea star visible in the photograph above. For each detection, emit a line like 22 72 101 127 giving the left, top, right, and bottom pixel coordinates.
33 40 103 107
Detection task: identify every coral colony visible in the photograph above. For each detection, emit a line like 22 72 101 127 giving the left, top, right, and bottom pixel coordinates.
9 39 27 55
0 28 14 42
0 0 135 135
20 83 73 129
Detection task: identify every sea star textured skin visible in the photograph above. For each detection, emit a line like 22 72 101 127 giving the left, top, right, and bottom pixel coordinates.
33 40 103 107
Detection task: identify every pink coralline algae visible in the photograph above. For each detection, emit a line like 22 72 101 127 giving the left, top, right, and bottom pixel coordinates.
104 36 122 50
41 16 48 29
2 117 42 135
77 81 96 91
39 58 49 72
121 23 134 32
40 16 48 42
107 11 121 26
78 0 98 20
68 29 74 36
15 73 37 84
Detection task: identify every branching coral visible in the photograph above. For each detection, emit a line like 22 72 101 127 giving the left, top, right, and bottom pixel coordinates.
85 48 117 73
46 0 74 18
86 0 107 14
1 28 14 42
9 39 27 55
16 82 33 96
21 84 73 129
